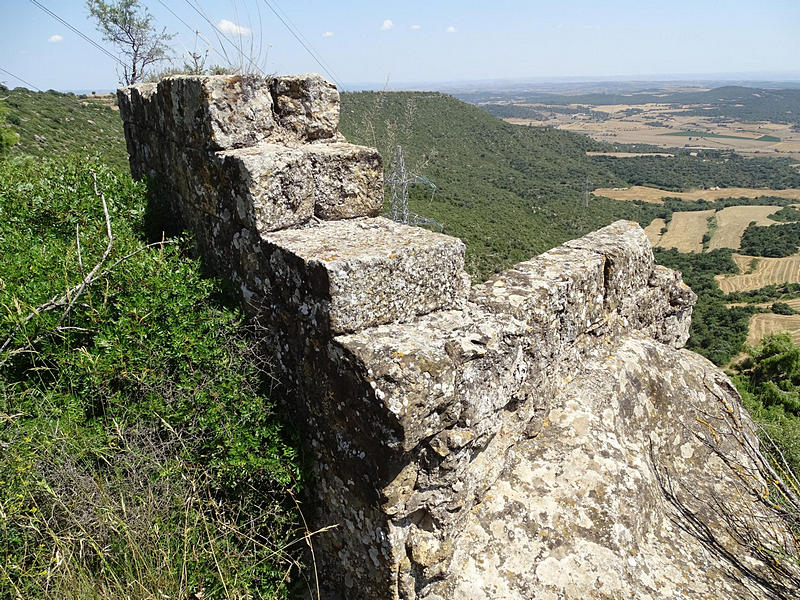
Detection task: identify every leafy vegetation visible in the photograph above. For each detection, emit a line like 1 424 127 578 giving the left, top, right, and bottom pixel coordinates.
740 221 800 257
653 249 756 365
0 101 18 156
591 154 800 191
734 334 800 475
0 156 305 599
769 205 800 222
0 86 128 171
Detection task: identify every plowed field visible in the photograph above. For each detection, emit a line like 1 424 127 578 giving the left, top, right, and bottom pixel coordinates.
657 210 714 253
716 254 800 293
747 313 800 346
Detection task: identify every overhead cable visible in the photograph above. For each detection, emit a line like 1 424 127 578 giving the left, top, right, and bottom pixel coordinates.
0 66 43 91
155 0 233 69
181 0 266 75
259 0 343 88
28 0 126 68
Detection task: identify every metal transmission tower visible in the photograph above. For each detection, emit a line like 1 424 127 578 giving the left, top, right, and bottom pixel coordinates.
386 145 443 230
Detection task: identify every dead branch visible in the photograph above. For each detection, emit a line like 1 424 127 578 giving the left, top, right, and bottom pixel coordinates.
0 171 176 362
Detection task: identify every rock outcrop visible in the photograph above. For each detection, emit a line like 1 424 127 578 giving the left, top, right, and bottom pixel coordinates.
119 74 800 599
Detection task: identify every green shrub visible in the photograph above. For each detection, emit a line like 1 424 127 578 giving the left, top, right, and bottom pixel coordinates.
0 156 305 599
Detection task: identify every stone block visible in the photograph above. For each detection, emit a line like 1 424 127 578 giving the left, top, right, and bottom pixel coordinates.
264 217 469 333
271 73 340 141
305 142 383 219
216 143 314 233
157 74 277 150
563 219 654 309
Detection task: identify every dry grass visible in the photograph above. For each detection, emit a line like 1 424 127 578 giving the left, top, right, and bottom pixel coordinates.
593 185 800 205
501 102 800 161
657 209 715 253
747 313 800 345
644 218 666 246
707 205 782 250
717 253 800 293
585 151 674 158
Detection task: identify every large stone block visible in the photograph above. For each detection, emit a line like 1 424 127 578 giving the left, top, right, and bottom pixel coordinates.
306 142 383 219
271 73 340 141
264 217 469 333
157 74 278 151
215 142 383 234
217 143 314 233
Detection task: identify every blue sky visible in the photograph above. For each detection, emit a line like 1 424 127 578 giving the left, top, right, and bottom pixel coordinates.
2 0 799 91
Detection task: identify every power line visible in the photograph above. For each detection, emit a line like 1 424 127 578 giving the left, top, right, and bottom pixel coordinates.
263 0 342 87
182 0 266 75
0 66 43 92
154 0 232 70
28 0 126 68
259 0 343 89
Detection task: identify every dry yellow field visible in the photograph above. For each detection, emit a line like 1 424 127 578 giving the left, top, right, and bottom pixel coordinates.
502 102 800 161
585 151 674 158
644 218 666 246
593 185 800 204
656 210 715 253
707 205 781 250
747 313 800 346
732 253 757 274
716 254 800 293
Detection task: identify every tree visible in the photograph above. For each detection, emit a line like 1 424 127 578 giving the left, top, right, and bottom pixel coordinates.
86 0 174 85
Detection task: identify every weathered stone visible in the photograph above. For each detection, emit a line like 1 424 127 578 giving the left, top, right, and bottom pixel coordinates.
306 143 383 219
264 217 469 333
216 143 315 233
430 338 792 600
157 74 277 150
119 72 800 600
271 73 340 141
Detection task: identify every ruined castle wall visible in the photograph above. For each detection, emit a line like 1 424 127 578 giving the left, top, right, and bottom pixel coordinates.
119 74 799 600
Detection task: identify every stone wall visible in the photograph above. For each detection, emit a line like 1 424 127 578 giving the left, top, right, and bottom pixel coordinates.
119 74 799 599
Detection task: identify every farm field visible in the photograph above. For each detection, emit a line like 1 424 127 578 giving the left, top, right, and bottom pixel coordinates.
643 218 666 246
707 205 781 250
593 185 800 204
716 253 800 292
499 102 800 161
747 313 800 346
727 298 800 311
655 209 714 253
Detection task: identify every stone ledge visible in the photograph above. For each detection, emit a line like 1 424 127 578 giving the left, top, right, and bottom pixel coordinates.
216 142 383 233
264 217 469 333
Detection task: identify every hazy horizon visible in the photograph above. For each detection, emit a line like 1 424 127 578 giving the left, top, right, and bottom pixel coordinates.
2 1 799 92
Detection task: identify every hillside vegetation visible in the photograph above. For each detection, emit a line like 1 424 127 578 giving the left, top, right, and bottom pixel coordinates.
0 157 305 598
0 86 127 171
3 81 800 596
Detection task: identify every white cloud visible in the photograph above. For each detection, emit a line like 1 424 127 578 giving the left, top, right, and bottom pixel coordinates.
48 34 63 43
445 26 456 33
218 19 251 36
381 20 394 31
410 24 421 30
322 31 334 37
